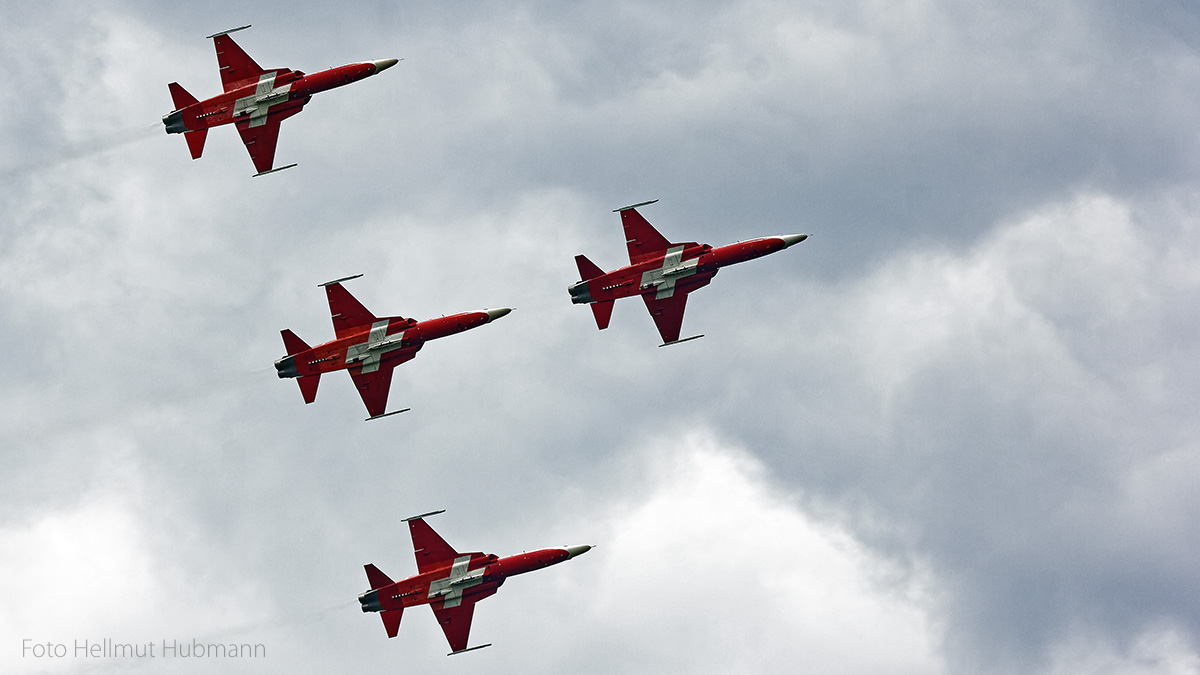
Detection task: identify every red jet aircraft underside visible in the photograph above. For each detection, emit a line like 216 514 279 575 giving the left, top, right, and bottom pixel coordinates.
569 200 807 345
358 511 591 655
162 25 398 175
274 275 511 420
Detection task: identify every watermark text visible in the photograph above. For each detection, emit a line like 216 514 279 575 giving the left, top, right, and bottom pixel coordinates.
22 638 266 660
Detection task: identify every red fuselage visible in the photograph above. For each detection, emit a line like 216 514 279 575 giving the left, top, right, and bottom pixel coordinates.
359 547 586 615
274 310 500 380
163 60 394 135
569 235 801 306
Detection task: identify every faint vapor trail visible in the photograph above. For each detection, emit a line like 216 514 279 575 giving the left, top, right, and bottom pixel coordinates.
0 122 160 182
23 601 358 674
190 599 358 644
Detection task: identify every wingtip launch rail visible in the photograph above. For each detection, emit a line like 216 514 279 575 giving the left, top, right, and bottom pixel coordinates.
319 274 364 287
449 644 492 656
659 334 704 347
613 199 659 212
205 25 251 40
366 408 409 421
253 163 297 177
402 510 446 522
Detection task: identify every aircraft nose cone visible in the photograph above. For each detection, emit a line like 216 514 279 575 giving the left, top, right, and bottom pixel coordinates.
372 58 399 73
779 233 808 248
564 544 592 559
485 307 513 322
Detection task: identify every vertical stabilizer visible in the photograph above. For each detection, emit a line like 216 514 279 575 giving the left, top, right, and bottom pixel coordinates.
364 564 394 590
574 254 605 281
165 83 203 151
167 82 199 110
361 563 403 637
279 330 319 403
280 329 311 356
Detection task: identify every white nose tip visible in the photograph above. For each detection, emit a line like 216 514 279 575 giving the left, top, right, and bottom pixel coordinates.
564 545 592 559
485 308 513 321
372 58 399 73
779 233 808 248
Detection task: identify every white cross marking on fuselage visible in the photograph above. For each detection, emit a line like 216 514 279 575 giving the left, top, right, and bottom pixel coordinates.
640 245 699 299
427 555 484 609
232 73 293 128
345 320 406 374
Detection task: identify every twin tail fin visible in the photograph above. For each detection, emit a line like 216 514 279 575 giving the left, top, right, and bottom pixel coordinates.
166 83 207 159
279 329 319 403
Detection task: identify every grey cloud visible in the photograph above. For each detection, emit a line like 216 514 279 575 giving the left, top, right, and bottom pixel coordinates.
3 2 1200 674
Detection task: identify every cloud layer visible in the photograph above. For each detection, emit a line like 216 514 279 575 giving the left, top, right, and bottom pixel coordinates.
2 2 1200 674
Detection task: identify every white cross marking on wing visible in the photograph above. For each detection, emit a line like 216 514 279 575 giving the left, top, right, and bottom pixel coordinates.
232 73 294 128
427 555 485 609
640 245 699 299
345 320 407 374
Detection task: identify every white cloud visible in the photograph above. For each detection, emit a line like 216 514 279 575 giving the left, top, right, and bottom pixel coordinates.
548 433 945 674
709 189 1200 672
1047 626 1200 675
4 3 1200 674
0 447 264 674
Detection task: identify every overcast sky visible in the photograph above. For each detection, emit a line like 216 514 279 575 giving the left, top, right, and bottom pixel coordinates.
3 1 1200 673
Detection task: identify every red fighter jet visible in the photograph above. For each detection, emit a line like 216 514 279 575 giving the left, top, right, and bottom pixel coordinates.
359 510 592 655
274 275 512 420
162 25 398 176
569 200 808 346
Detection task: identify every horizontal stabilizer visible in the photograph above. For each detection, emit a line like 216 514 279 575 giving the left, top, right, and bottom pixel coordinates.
280 329 310 356
590 300 614 330
167 82 199 110
364 563 395 590
184 129 207 160
381 608 403 638
297 374 319 404
574 254 605 281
